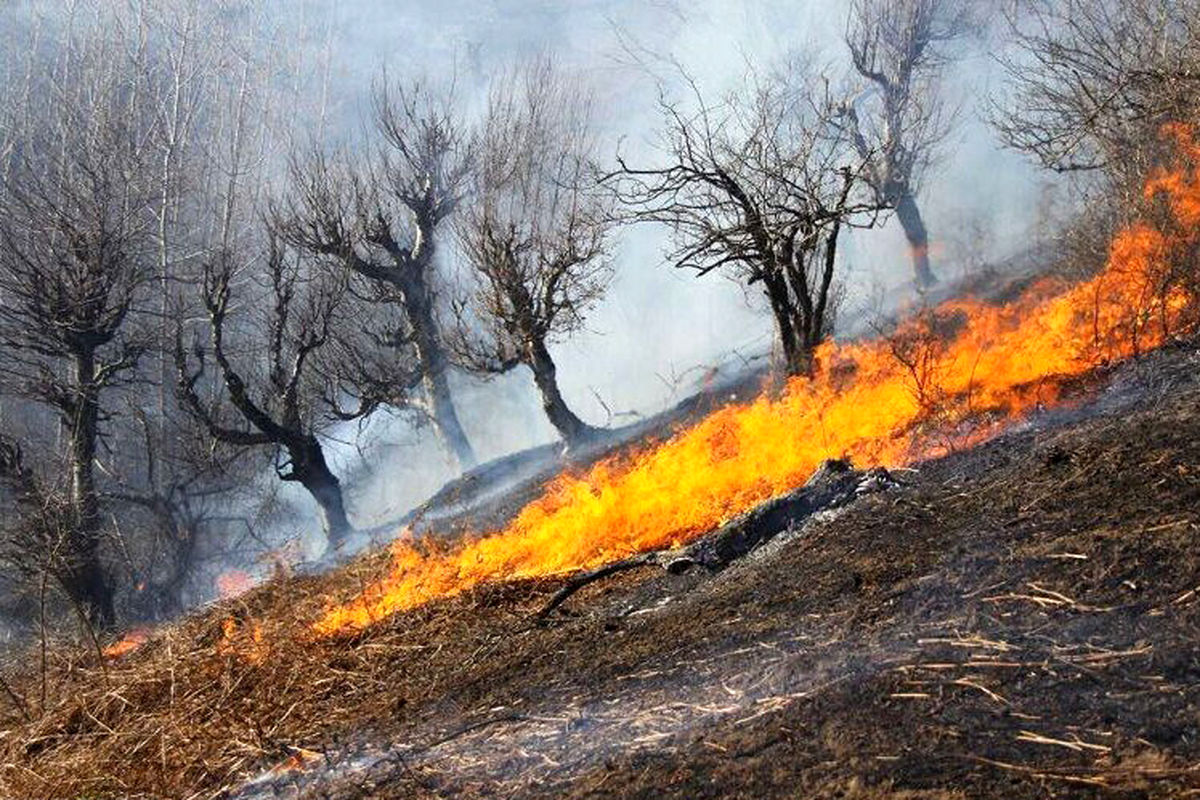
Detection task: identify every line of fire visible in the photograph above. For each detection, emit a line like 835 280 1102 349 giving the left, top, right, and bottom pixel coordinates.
2 2 1200 799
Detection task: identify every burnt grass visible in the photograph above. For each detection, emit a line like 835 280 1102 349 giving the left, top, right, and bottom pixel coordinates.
3 346 1200 799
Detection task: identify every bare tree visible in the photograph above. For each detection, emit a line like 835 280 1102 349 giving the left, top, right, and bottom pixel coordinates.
0 37 159 629
175 236 356 548
992 0 1200 188
0 432 71 590
0 1 361 631
101 400 256 618
841 0 974 288
451 59 614 444
608 66 878 376
281 78 479 471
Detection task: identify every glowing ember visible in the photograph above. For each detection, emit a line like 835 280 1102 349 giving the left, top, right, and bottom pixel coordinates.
102 627 150 659
313 128 1200 637
268 747 322 777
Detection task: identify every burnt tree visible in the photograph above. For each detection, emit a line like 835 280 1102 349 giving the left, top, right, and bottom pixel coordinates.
176 238 356 548
609 67 878 376
282 79 478 470
452 59 614 444
842 0 973 288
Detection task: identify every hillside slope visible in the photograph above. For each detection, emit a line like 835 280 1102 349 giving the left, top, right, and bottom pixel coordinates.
2 345 1199 799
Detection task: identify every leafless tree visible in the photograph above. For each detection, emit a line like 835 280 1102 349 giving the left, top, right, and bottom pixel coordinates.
992 0 1200 190
280 78 479 471
451 59 614 444
175 235 356 548
0 36 160 629
608 65 879 376
840 0 975 288
101 400 256 618
0 1 357 632
0 432 70 581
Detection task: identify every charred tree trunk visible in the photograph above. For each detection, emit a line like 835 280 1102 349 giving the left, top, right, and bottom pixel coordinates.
667 460 892 572
285 435 352 547
761 271 811 377
401 271 478 471
66 349 115 631
895 190 936 289
529 338 594 445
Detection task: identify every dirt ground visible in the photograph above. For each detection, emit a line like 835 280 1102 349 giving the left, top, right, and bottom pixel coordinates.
3 345 1200 799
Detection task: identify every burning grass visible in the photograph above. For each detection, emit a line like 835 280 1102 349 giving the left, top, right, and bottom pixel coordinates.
310 129 1200 637
4 130 1200 799
2 344 1200 799
0 560 561 798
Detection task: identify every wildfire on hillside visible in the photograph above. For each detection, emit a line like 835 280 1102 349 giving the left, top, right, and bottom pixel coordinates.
312 126 1200 637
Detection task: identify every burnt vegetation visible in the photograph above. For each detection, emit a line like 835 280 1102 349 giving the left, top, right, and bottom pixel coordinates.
2 1 1200 798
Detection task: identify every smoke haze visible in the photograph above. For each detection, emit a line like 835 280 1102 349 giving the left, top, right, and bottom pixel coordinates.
300 0 1046 529
0 0 1050 540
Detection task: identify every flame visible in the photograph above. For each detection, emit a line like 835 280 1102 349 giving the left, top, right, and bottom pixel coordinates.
268 747 322 777
102 627 150 659
313 129 1200 637
217 617 268 665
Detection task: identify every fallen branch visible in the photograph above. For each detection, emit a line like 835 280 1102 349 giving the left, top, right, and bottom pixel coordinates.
666 460 892 572
535 554 660 620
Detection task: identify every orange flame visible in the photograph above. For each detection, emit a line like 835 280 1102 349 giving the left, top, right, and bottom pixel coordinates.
268 747 322 777
217 617 268 665
313 129 1200 637
102 627 150 659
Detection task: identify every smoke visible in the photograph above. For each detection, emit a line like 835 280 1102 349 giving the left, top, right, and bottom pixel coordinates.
298 0 1049 533
0 0 1054 566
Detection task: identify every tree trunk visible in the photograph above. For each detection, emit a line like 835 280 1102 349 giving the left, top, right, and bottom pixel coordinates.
423 361 477 470
761 272 811 377
895 190 937 289
290 436 352 548
400 273 477 471
66 349 115 631
528 338 594 444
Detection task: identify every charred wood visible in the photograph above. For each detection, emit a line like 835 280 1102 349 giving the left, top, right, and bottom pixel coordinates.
536 460 898 619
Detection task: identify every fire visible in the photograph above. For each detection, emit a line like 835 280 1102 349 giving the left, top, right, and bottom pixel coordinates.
267 747 322 777
102 627 150 659
313 129 1200 637
217 617 268 665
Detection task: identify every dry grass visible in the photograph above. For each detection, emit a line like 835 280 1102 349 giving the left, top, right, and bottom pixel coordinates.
0 546 561 799
2 348 1200 799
